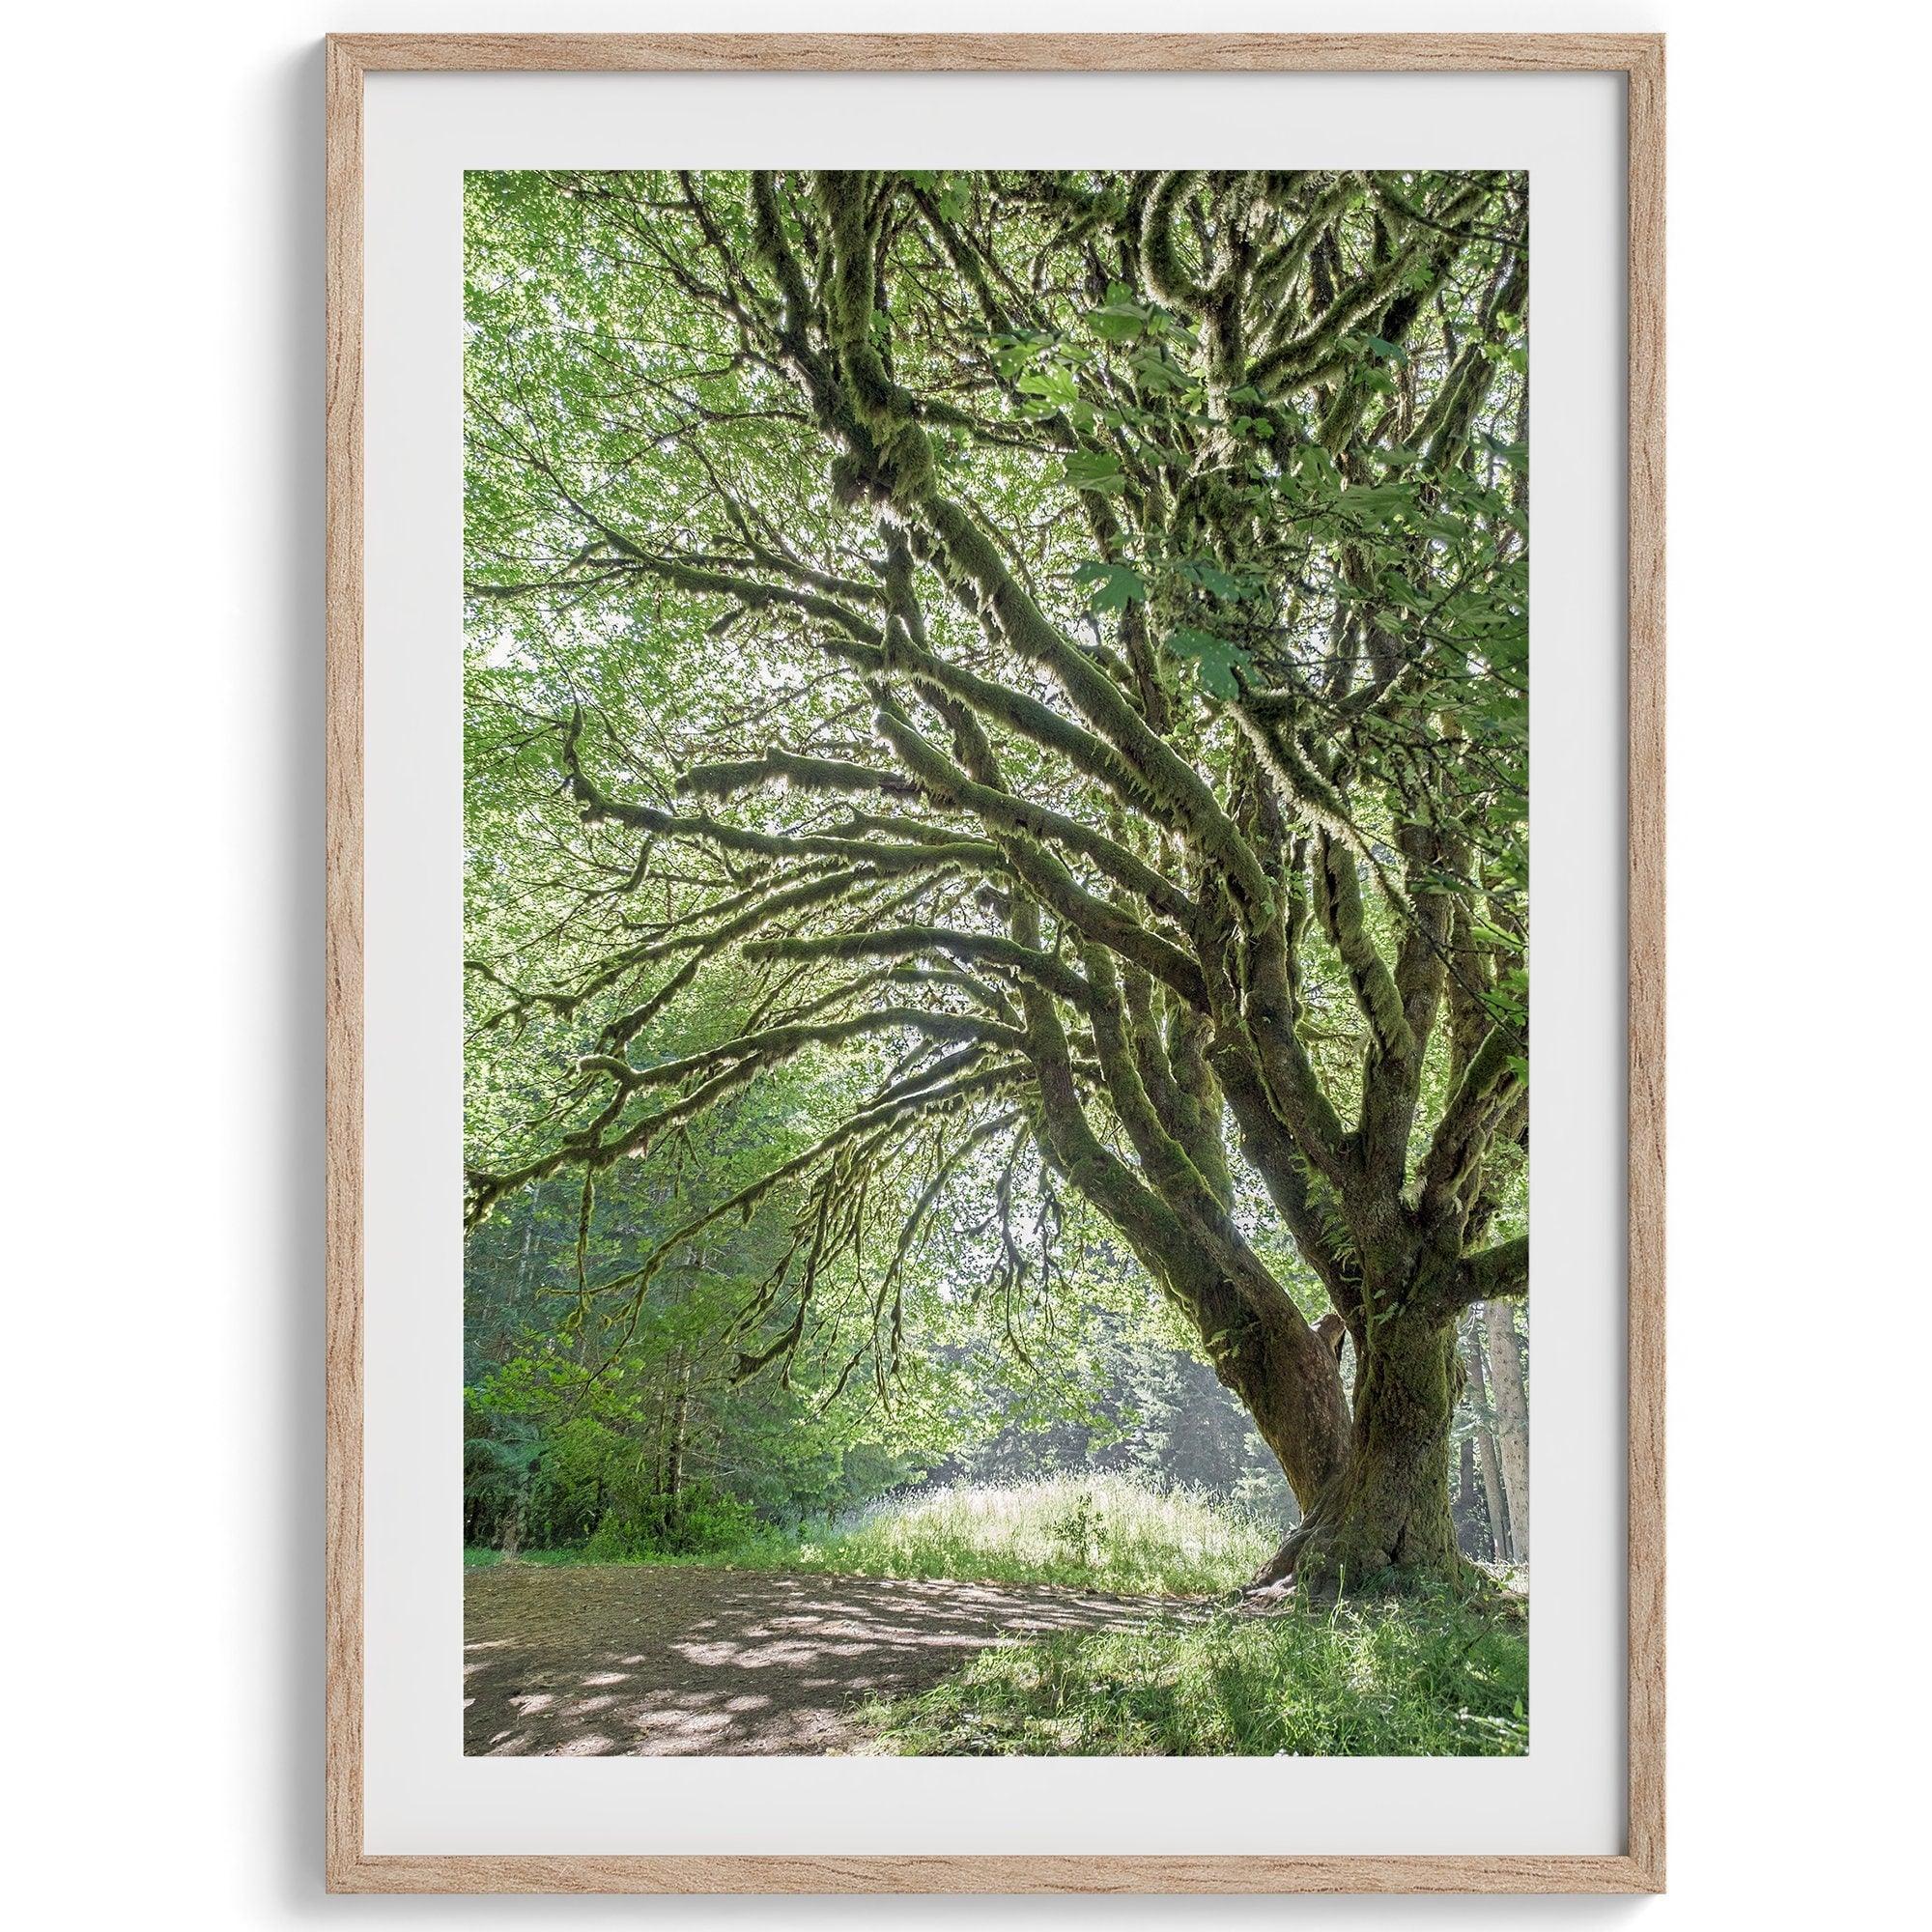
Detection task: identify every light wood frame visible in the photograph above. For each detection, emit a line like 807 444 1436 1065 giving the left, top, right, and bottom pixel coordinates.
326 31 1664 1895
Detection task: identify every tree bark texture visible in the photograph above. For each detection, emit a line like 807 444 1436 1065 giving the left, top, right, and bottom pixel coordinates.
1462 1315 1514 1559
1483 1299 1530 1562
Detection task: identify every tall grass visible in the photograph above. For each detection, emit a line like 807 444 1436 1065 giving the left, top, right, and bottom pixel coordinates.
788 1474 1277 1597
863 1591 1529 1757
466 1472 1278 1597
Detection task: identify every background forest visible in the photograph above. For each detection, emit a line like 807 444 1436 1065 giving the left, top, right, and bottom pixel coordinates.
464 1166 1529 1575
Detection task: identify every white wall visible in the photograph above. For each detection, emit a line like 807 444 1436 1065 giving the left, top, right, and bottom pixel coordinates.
7 1 1922 1923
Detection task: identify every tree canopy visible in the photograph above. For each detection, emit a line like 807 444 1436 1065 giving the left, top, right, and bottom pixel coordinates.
463 168 1528 1590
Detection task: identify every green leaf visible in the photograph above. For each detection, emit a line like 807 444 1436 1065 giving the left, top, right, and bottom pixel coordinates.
1354 332 1408 364
1290 443 1341 492
1016 363 1080 409
1087 295 1156 342
1378 571 1430 611
1127 348 1190 395
1061 451 1126 493
1174 557 1256 602
1072 560 1148 612
1338 483 1415 521
1163 628 1253 699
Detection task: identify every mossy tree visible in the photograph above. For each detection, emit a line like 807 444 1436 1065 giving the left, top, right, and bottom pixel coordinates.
464 169 1528 1593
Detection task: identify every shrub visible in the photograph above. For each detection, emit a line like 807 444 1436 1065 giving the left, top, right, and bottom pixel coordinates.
580 1484 764 1561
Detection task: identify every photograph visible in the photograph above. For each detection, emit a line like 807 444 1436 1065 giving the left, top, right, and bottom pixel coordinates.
458 164 1533 1761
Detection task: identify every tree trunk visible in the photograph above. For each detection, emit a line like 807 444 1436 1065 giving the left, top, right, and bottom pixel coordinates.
1208 1292 1352 1517
1484 1299 1530 1562
663 1351 692 1518
514 1183 539 1312
1462 1315 1514 1559
1248 1302 1465 1596
1454 1435 1492 1559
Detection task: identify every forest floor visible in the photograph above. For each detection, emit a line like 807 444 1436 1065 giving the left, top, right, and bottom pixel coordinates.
464 1562 1198 1756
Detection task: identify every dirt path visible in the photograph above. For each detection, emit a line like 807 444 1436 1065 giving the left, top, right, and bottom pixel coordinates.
465 1564 1189 1756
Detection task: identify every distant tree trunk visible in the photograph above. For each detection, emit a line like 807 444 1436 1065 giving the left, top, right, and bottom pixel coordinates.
1461 1316 1513 1560
514 1184 539 1310
663 1351 692 1517
1454 1435 1492 1559
651 1373 671 1496
1483 1300 1530 1562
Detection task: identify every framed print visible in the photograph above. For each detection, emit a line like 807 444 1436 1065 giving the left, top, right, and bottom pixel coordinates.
326 32 1663 1894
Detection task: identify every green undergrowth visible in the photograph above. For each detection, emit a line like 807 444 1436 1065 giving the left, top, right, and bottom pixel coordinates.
861 1589 1528 1757
464 1472 1277 1597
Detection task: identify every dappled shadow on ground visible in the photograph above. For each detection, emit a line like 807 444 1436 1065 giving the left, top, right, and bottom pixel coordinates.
464 1565 1188 1756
